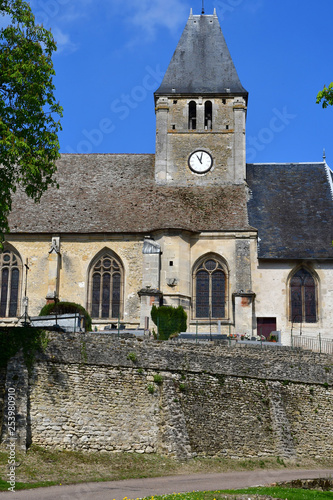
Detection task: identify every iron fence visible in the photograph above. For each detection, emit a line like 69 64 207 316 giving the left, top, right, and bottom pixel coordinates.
291 334 333 355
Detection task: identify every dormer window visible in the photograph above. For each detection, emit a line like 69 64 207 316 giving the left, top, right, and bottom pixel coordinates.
188 101 197 130
204 101 212 130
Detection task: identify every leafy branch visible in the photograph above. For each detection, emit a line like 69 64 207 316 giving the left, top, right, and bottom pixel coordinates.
0 0 63 240
316 83 333 108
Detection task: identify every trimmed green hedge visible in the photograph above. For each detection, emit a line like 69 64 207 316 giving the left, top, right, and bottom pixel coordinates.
39 302 92 332
151 305 187 340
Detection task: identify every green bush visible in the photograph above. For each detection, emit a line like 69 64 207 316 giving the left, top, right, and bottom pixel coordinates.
39 302 92 332
127 352 137 362
153 374 163 385
151 305 187 340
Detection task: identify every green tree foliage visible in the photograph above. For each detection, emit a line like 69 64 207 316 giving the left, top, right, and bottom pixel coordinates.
151 304 187 340
316 83 333 108
39 301 92 332
0 0 62 239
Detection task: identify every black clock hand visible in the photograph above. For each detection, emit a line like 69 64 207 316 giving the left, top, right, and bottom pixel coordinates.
196 154 203 164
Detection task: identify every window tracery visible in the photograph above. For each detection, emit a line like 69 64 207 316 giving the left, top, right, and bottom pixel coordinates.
0 249 22 318
290 267 317 323
89 252 123 320
193 256 227 319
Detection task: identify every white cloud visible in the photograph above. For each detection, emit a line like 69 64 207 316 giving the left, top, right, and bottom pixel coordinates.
52 26 78 54
12 0 191 55
243 0 264 14
30 0 88 27
129 0 190 37
26 0 81 54
111 0 190 41
1 1 79 55
53 0 94 24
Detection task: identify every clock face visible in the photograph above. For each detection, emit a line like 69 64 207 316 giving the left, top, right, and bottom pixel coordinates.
188 150 213 174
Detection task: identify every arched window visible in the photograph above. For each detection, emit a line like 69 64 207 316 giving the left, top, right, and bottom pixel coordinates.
193 256 227 319
204 101 212 130
188 101 197 130
0 248 22 318
88 251 124 320
290 268 317 323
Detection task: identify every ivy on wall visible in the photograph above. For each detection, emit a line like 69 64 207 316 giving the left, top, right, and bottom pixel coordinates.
0 327 49 372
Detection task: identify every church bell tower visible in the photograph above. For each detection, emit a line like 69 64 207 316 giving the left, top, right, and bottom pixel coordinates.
154 9 248 186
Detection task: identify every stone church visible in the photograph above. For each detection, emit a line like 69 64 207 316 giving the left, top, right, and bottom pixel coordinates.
1 9 333 344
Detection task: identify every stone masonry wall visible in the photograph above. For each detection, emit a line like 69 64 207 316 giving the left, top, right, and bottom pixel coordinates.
1 334 332 460
0 367 6 442
29 363 160 454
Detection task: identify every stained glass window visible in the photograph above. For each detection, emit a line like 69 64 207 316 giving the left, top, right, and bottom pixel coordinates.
290 268 317 323
0 250 21 317
194 257 226 319
89 253 123 319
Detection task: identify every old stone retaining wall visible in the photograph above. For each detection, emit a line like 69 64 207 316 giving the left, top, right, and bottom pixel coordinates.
0 333 332 459
0 367 6 440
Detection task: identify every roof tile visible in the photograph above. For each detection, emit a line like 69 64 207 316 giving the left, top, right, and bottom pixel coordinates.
247 163 333 259
8 154 251 234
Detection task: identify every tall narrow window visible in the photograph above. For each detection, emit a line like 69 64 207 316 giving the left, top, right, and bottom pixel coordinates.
193 256 227 319
89 252 123 320
0 249 22 318
188 101 197 130
204 101 212 130
290 268 317 323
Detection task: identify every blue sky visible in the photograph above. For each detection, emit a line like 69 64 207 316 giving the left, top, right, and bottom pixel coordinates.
10 1 333 163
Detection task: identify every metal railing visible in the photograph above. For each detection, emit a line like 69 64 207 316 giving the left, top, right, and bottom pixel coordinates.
291 333 333 355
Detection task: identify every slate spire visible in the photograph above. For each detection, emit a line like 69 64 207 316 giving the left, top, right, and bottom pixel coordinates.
155 10 247 97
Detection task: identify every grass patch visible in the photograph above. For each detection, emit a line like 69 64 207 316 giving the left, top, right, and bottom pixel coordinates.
1 445 333 491
127 352 137 362
137 489 333 500
224 486 333 499
153 374 163 385
0 478 59 491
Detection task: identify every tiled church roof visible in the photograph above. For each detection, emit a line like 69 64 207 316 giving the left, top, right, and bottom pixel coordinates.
155 13 247 97
8 154 252 234
247 162 333 259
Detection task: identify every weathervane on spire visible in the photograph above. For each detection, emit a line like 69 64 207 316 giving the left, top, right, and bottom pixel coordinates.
202 0 205 14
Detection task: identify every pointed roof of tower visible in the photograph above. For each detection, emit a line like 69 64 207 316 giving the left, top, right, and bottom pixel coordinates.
155 10 247 97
